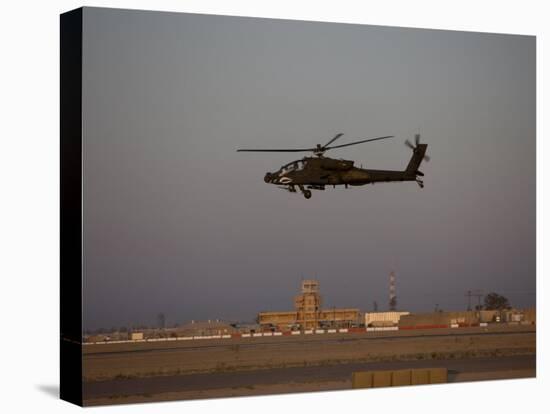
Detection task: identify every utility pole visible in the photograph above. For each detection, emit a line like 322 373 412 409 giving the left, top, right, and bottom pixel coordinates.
472 290 484 310
157 313 166 330
465 290 484 311
465 290 472 311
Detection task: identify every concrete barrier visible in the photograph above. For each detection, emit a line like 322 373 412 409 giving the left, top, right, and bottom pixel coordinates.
351 371 373 389
411 369 429 385
352 368 447 389
391 369 412 386
367 326 399 332
373 371 392 387
399 324 448 330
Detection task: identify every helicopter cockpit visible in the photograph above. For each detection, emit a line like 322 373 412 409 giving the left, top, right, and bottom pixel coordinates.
278 159 307 175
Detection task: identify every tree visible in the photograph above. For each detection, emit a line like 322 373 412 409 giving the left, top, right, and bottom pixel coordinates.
483 292 511 310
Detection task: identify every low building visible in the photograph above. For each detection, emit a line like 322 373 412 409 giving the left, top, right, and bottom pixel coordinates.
523 307 536 324
178 320 237 337
319 308 361 328
399 311 480 328
365 311 410 327
257 311 297 330
130 332 144 340
479 310 499 323
84 334 109 343
232 323 262 334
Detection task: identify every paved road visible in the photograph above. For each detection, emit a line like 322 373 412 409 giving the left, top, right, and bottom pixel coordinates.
83 354 535 400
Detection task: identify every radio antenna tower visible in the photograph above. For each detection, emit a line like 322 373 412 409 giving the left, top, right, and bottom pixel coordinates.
389 271 397 311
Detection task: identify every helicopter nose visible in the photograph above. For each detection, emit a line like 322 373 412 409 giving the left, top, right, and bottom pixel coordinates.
264 172 273 183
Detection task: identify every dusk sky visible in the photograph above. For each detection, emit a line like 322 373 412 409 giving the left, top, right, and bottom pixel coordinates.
82 7 535 330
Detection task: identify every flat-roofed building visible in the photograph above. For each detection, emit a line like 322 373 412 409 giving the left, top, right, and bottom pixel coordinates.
365 311 410 327
178 320 237 337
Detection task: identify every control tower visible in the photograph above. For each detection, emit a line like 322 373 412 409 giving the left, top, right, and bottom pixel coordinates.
294 280 322 329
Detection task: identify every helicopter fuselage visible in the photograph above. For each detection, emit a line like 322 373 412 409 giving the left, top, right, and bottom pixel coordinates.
265 154 419 187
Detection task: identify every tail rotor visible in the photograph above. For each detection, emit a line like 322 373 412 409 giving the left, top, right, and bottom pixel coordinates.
404 134 430 188
405 134 430 162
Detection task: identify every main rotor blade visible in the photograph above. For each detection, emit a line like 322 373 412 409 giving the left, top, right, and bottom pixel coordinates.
237 148 314 152
326 135 394 150
322 133 344 149
405 139 415 150
415 133 421 146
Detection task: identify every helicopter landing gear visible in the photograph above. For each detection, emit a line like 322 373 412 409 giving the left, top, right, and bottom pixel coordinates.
416 179 424 189
298 185 312 199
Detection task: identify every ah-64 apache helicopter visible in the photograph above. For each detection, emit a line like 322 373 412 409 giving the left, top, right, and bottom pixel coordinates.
237 133 429 199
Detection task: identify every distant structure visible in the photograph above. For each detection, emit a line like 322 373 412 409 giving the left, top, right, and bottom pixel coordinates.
157 313 166 330
258 280 360 331
389 271 397 311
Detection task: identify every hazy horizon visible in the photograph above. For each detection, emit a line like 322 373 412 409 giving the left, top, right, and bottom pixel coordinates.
81 8 535 330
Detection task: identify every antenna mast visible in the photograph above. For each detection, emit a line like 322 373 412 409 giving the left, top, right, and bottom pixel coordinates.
389 271 397 311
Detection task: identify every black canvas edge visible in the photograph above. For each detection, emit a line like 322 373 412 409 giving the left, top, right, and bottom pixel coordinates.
60 7 83 407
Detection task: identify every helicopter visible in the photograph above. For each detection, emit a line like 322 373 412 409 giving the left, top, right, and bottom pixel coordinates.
237 133 429 199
